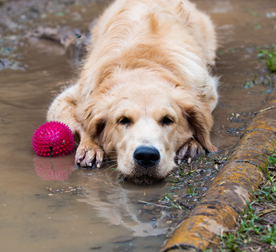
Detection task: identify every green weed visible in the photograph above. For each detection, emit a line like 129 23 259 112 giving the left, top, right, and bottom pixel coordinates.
220 232 244 252
188 186 198 196
258 47 276 72
261 225 276 248
244 75 257 88
161 193 183 210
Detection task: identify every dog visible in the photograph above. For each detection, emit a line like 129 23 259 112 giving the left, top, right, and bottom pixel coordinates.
47 0 218 184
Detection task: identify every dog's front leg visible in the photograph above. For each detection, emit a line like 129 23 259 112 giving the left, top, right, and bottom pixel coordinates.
176 139 218 164
47 85 104 168
74 129 104 168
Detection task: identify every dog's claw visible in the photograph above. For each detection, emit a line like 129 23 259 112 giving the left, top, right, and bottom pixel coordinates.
75 140 104 169
177 139 204 164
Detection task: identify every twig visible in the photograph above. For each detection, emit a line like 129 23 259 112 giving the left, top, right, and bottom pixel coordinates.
254 106 275 114
257 209 276 217
138 200 170 208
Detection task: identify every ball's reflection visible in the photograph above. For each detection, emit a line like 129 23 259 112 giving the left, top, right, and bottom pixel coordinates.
33 153 76 181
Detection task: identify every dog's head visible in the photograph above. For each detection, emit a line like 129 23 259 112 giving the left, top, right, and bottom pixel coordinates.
77 70 215 183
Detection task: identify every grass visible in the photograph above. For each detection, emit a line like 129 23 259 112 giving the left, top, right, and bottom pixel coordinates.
258 47 276 72
244 75 257 89
157 154 227 211
214 142 276 252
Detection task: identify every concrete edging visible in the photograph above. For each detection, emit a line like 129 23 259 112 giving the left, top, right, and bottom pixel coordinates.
161 89 276 252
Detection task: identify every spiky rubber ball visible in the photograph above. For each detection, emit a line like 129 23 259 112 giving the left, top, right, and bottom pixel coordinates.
32 121 74 157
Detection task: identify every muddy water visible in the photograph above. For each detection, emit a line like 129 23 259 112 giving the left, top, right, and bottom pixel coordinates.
0 0 276 251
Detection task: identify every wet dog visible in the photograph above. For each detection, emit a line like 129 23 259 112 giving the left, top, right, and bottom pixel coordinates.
47 0 218 183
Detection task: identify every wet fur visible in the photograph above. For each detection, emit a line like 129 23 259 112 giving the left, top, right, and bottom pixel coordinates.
47 0 218 183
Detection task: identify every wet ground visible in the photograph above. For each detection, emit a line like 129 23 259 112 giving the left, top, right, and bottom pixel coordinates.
1 0 276 251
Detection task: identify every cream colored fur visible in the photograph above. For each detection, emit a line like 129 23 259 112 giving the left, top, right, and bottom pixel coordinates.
47 0 218 182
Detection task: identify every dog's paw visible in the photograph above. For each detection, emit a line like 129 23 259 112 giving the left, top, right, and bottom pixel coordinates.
176 139 205 164
75 140 104 169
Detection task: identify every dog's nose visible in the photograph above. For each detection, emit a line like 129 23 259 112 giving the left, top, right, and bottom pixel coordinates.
133 146 160 168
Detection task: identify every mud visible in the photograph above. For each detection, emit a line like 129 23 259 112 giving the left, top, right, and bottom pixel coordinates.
0 0 276 251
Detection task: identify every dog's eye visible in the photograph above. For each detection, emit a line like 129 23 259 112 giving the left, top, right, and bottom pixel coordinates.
118 117 131 125
161 116 174 126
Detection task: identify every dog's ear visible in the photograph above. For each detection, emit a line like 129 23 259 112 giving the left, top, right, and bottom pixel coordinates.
86 113 106 145
75 101 106 145
182 103 218 153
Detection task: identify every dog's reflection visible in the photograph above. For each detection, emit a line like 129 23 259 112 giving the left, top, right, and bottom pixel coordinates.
76 168 168 237
34 155 168 237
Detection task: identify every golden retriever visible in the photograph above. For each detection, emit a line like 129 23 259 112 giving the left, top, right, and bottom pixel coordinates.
47 0 218 183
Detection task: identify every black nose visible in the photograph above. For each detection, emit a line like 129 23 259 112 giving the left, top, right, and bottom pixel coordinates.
133 146 160 168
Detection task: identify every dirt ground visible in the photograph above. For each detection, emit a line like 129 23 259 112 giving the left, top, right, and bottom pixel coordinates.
0 0 276 251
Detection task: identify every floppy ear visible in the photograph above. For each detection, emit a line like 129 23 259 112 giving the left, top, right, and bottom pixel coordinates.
75 101 106 145
87 113 106 144
182 103 218 153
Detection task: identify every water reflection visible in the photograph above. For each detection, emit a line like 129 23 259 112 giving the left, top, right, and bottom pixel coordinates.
210 0 232 13
33 156 167 237
34 154 76 181
77 170 168 237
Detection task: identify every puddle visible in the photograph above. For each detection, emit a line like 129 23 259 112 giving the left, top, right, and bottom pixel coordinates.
0 0 276 251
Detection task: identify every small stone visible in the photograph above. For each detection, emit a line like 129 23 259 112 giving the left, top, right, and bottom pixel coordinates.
153 208 161 212
113 235 134 243
182 195 192 198
202 187 207 192
90 245 101 250
142 205 155 211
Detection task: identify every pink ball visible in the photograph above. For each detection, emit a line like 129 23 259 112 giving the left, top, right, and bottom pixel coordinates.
32 121 74 157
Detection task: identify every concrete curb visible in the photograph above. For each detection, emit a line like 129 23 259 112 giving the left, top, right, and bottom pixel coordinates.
161 89 276 252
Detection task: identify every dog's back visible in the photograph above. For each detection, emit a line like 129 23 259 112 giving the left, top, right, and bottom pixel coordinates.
80 0 217 110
